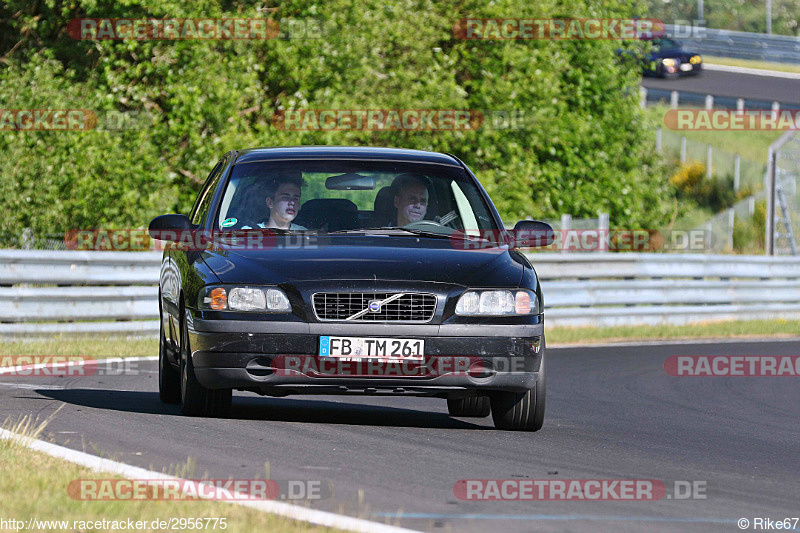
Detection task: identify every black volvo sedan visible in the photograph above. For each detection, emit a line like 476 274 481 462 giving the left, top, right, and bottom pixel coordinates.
643 37 702 78
150 146 553 431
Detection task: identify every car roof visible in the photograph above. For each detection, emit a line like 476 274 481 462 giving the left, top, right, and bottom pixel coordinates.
234 146 462 167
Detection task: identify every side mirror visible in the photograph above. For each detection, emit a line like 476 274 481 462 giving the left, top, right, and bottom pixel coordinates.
149 214 194 241
513 220 555 248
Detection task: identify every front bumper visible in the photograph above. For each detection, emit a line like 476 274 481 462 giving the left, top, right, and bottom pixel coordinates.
188 317 544 396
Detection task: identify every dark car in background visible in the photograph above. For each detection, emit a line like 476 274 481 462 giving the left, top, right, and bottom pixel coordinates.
149 146 553 431
644 37 703 78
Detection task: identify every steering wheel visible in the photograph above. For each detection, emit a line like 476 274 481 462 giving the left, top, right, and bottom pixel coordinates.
435 209 461 229
403 219 457 235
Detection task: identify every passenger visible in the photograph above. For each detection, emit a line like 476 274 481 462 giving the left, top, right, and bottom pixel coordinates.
243 172 307 230
392 173 429 226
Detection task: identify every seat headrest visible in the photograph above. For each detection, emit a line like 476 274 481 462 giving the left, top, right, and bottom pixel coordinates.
294 198 359 231
370 186 396 227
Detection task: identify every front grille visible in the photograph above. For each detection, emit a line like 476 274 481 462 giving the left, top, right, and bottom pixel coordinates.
312 292 437 322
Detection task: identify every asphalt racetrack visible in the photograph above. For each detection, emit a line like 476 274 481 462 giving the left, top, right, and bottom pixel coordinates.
641 68 800 105
2 339 799 532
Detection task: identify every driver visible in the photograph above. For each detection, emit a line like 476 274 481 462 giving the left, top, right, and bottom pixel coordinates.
392 173 429 226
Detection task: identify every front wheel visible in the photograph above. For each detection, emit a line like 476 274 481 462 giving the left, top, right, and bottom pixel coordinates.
447 396 490 417
179 315 232 417
158 318 181 404
490 355 546 431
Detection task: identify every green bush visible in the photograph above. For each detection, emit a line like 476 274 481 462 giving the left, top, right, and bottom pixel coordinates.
0 0 674 245
670 161 738 212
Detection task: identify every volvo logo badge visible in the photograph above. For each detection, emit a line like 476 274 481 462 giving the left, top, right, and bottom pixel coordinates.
368 300 381 312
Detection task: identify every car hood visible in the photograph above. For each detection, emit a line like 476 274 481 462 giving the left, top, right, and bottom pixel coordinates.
651 49 696 61
199 235 526 287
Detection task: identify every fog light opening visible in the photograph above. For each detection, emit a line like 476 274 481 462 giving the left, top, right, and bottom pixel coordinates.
468 360 494 379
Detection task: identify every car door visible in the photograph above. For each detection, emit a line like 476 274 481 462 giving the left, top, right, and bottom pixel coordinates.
165 155 230 352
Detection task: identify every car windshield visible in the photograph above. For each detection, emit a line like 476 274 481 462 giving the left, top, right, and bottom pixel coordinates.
214 159 499 235
652 37 679 49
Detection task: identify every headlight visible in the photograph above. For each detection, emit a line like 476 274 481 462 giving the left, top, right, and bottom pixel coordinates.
690 55 701 65
455 289 539 316
198 286 291 312
661 58 676 66
229 288 266 311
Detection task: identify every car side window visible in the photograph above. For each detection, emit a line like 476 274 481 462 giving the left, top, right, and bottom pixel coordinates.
190 160 226 226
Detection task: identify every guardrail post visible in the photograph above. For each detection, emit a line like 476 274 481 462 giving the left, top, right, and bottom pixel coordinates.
598 212 609 252
727 208 735 250
705 221 712 252
640 87 647 109
734 154 741 192
705 94 714 110
767 0 772 34
656 127 662 152
766 147 776 255
670 91 679 109
22 228 34 250
680 136 687 163
749 196 755 216
560 214 571 254
737 98 745 111
706 145 713 178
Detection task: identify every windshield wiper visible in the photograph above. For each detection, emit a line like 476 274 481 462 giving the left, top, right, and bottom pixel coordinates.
322 227 449 238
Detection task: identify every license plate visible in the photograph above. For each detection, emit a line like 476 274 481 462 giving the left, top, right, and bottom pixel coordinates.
319 336 424 360
680 63 692 71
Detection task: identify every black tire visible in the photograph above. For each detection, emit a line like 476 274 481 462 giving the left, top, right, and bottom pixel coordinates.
490 354 546 431
158 315 181 404
179 314 232 417
447 396 490 417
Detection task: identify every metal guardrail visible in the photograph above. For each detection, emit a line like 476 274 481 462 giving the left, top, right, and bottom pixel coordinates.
2 250 800 334
643 87 800 111
532 253 800 326
1 250 162 336
0 250 161 285
665 25 800 64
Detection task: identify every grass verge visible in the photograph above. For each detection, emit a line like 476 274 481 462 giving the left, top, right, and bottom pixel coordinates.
547 319 800 345
644 104 783 163
0 417 342 533
0 337 158 358
703 56 800 74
